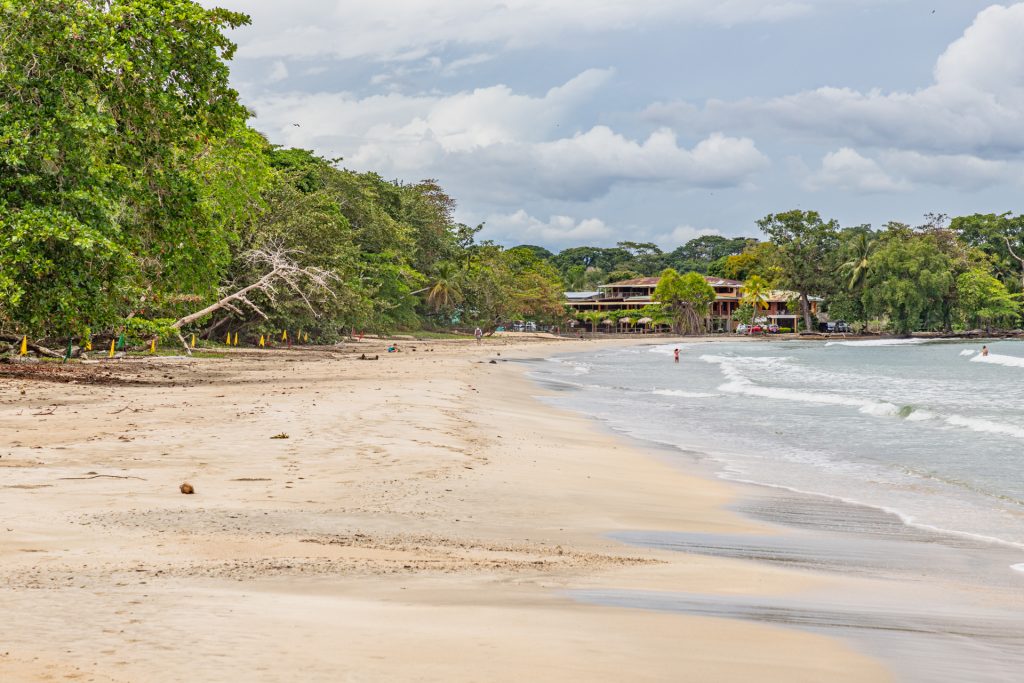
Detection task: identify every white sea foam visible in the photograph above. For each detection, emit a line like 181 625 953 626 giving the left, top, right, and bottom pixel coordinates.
652 389 717 398
648 343 689 356
1012 563 1024 573
701 354 899 415
944 414 1024 440
959 349 977 357
825 338 925 347
904 408 936 422
970 352 1024 368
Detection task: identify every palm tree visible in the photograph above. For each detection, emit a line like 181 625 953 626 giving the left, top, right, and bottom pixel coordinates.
741 275 771 331
580 310 603 336
424 262 464 314
841 232 875 291
839 233 876 331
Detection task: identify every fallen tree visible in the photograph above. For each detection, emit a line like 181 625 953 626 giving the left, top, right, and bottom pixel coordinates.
170 245 340 354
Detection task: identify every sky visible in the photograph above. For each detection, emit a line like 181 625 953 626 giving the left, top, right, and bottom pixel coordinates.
206 0 1024 251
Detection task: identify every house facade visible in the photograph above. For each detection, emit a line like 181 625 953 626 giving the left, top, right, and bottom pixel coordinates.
565 276 820 332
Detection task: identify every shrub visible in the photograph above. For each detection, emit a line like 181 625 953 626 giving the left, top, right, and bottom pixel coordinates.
779 327 792 333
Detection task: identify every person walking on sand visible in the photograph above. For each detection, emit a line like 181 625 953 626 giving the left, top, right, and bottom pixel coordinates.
474 327 483 345
981 345 989 357
673 348 680 363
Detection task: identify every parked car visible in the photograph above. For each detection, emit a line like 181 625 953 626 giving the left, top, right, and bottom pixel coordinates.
750 325 764 334
833 320 852 333
767 324 780 333
735 323 749 334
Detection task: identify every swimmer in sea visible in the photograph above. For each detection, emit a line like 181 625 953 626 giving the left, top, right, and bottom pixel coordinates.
673 348 680 363
981 345 989 357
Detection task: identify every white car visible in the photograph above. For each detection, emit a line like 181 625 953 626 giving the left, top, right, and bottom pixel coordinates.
735 323 749 334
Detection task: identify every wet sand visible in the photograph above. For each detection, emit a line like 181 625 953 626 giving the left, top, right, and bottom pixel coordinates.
1 336 891 681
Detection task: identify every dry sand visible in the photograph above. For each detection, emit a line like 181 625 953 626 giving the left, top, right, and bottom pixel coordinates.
0 336 891 682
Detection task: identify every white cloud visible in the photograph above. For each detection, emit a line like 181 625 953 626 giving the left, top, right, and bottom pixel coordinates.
806 148 909 193
649 3 1024 157
210 1 866 63
267 60 288 83
880 150 1024 191
481 210 615 248
649 225 722 248
248 71 768 202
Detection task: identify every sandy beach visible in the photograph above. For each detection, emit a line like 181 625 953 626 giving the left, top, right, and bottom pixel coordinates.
0 335 892 682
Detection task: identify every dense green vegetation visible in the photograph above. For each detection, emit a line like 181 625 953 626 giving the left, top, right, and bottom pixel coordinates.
2 1 1022 348
0 0 567 348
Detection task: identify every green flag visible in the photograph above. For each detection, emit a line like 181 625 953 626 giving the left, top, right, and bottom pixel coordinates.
116 333 126 351
63 337 73 363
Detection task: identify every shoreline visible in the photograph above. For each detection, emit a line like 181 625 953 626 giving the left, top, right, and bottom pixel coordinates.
2 335 893 681
530 338 1024 681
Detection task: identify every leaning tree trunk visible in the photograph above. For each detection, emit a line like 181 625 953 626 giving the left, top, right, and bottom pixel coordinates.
800 292 813 332
170 245 339 355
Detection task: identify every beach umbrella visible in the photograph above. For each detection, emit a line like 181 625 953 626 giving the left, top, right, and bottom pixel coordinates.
619 317 633 325
601 318 613 325
637 317 653 324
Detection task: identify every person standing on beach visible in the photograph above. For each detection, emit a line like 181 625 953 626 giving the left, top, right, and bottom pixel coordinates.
474 327 483 345
673 348 680 363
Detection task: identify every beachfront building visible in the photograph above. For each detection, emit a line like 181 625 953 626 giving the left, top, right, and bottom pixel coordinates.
565 276 821 332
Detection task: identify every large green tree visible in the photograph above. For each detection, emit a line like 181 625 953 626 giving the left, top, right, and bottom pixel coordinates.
0 0 253 335
653 268 716 335
955 268 1020 332
862 228 955 334
757 210 840 331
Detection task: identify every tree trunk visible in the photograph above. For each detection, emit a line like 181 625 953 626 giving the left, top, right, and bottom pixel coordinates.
800 292 812 332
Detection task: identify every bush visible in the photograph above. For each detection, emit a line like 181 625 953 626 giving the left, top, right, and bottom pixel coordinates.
779 327 792 333
125 317 178 345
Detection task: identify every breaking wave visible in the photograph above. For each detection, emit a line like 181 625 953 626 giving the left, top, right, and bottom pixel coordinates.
970 352 1024 368
825 338 926 347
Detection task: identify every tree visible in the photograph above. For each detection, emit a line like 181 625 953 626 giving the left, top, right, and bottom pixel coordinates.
653 268 716 335
741 275 771 326
423 262 464 316
720 242 782 283
758 210 840 332
955 269 1020 332
171 244 340 352
0 0 254 335
862 230 954 334
951 213 1024 291
840 231 877 291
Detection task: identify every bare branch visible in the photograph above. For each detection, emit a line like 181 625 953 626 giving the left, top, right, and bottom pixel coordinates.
171 244 340 331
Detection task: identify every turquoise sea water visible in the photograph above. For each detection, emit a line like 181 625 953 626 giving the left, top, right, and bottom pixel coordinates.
532 338 1024 559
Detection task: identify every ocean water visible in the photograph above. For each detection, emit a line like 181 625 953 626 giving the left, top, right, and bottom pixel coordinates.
531 338 1024 558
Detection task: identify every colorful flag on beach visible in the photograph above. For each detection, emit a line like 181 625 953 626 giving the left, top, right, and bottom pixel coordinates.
19 336 27 355
259 335 265 347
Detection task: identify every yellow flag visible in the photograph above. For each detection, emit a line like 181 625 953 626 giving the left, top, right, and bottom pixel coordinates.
190 333 196 348
259 335 265 347
150 338 156 353
85 339 92 351
109 339 115 358
282 330 288 341
304 332 309 343
226 332 231 345
233 332 239 346
19 336 27 356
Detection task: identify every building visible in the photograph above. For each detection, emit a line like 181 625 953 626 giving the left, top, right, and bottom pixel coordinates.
565 276 820 332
